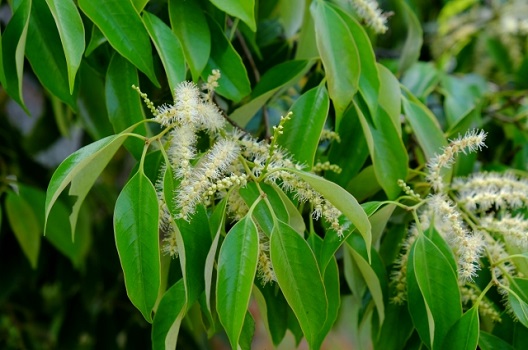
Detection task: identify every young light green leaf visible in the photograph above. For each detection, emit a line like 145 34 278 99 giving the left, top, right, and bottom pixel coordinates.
508 278 528 328
203 18 251 103
411 234 462 349
277 84 329 168
216 216 259 349
287 168 372 255
5 190 41 269
442 306 479 350
209 0 256 32
1 0 31 112
311 0 359 125
105 53 147 159
45 0 85 94
142 12 186 94
229 60 314 127
354 98 408 199
114 171 160 323
45 132 130 237
270 220 328 349
79 0 159 86
26 0 78 110
152 279 187 350
169 0 210 81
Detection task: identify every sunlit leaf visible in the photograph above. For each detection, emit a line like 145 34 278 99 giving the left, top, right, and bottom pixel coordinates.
209 0 256 31
442 306 479 350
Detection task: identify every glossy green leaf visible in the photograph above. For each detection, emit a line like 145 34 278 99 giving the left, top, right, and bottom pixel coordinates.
398 0 423 74
377 64 402 135
311 0 359 124
169 0 210 81
288 168 372 254
229 60 314 127
152 279 187 350
271 184 306 234
411 234 462 349
142 12 186 94
26 0 77 110
239 182 289 237
5 190 41 269
442 306 479 350
295 3 318 60
509 278 528 328
209 0 256 31
479 331 515 350
132 0 148 12
277 84 329 168
216 216 259 349
85 24 106 56
78 0 158 86
1 0 31 112
279 0 305 39
401 94 447 160
45 0 85 94
114 171 160 323
270 220 327 349
203 18 251 103
354 98 408 199
105 53 147 159
45 132 130 237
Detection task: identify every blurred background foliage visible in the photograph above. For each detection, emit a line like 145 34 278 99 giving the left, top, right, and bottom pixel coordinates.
0 0 527 348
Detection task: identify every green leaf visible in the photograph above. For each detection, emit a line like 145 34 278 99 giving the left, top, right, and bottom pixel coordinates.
1 0 31 112
209 0 256 32
287 168 372 255
398 0 423 74
277 84 329 168
295 3 318 60
85 24 106 56
401 94 447 160
375 302 414 350
216 216 259 349
45 0 85 94
478 331 515 350
203 17 251 103
229 60 314 127
279 0 305 39
411 234 462 349
346 233 387 326
142 12 186 94
45 132 130 237
377 64 402 135
169 0 210 81
240 311 256 350
271 184 306 235
105 53 147 159
25 0 78 110
254 283 289 346
152 279 187 350
442 306 479 350
5 190 41 269
354 98 408 199
78 0 159 86
311 0 359 124
509 278 528 328
270 220 328 349
401 62 439 100
114 171 160 323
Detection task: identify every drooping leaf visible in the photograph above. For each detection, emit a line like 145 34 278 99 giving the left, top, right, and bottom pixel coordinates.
5 190 41 269
216 216 259 349
270 220 328 349
311 0 359 125
229 59 314 127
152 279 187 350
169 0 210 81
271 184 305 235
279 0 305 39
45 132 130 237
44 0 85 94
78 0 159 86
105 53 147 159
114 171 160 323
509 278 528 328
411 234 462 349
442 306 479 350
203 17 251 103
277 84 329 168
240 311 256 350
375 302 414 350
287 168 372 255
142 11 186 94
26 0 78 110
254 283 289 346
398 0 423 74
1 0 31 112
478 331 515 350
209 0 256 31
